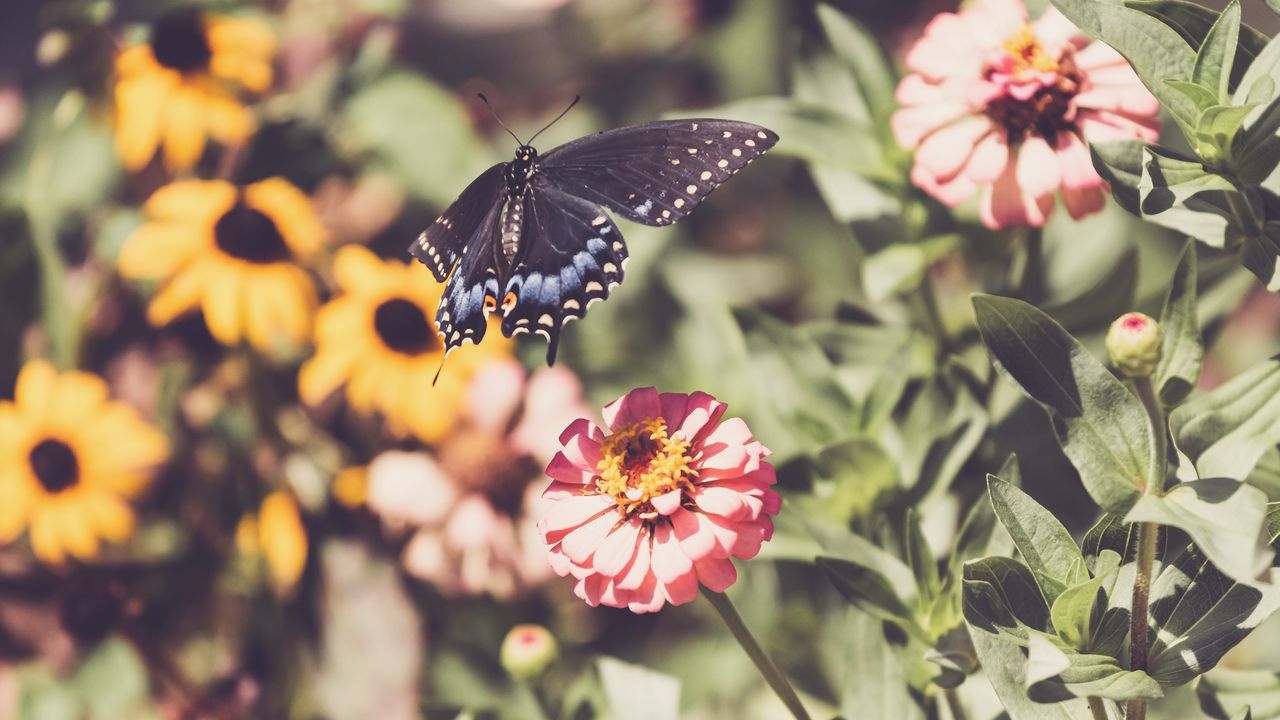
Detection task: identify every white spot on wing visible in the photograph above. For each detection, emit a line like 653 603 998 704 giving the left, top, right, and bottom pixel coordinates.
685 184 697 194
634 199 654 217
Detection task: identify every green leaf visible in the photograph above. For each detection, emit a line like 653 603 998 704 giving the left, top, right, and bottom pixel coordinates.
1126 0 1269 96
861 235 959 303
905 509 940 604
951 458 1019 574
1190 0 1240 103
925 626 980 689
1050 0 1198 134
73 638 150 720
815 4 896 122
819 556 922 634
598 657 680 720
857 336 914 435
988 477 1088 605
1242 224 1280 291
817 437 900 522
841 609 925 720
1090 139 1147 215
1170 356 1280 480
1050 551 1120 652
1026 636 1164 703
1232 98 1280 187
1237 31 1280 104
1198 669 1280 719
1147 519 1280 686
1155 241 1203 406
967 631 1097 720
1082 513 1145 566
341 71 489 207
962 557 1050 638
972 294 1150 511
1167 79 1221 111
1126 479 1273 584
1138 145 1244 249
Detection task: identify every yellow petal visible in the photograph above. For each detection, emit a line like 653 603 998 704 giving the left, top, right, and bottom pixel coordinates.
148 260 211 326
345 364 383 414
0 474 32 542
28 504 66 565
56 497 101 560
405 365 459 443
115 45 161 78
15 360 57 426
161 84 209 171
298 342 360 406
201 261 246 346
242 273 276 352
332 467 367 508
86 492 136 543
207 17 277 62
258 491 306 595
204 93 254 144
114 73 171 171
332 244 386 294
143 179 236 223
46 370 109 437
235 514 260 555
119 221 206 280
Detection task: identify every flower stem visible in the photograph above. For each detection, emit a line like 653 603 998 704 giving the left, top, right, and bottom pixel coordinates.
701 587 811 720
24 131 77 370
944 686 968 720
1088 696 1110 720
1125 376 1166 720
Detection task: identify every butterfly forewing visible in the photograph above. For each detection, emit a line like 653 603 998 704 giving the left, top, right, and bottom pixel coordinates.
435 193 507 355
499 178 628 363
538 119 778 227
410 163 505 282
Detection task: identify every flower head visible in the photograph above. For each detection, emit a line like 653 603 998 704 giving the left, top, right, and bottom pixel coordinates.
299 245 511 443
1106 311 1164 378
366 360 588 598
119 178 327 352
540 388 780 613
114 8 275 171
500 624 558 679
893 0 1160 228
0 361 169 564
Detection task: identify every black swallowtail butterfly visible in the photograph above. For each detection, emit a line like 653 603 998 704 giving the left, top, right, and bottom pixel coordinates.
409 96 778 368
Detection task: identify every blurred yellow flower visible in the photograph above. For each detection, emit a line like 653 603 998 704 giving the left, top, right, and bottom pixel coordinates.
119 178 327 352
114 8 275 171
0 360 169 564
332 466 368 509
299 245 511 443
239 491 308 595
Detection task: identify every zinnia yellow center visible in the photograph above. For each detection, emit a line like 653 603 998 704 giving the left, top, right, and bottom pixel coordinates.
1001 26 1059 75
595 418 697 517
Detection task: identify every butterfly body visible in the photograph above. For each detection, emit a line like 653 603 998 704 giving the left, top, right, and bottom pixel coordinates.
411 118 778 364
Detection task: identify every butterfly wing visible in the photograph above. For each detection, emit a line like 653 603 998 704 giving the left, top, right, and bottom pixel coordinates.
409 163 505 282
537 119 777 227
434 190 507 356
500 177 628 364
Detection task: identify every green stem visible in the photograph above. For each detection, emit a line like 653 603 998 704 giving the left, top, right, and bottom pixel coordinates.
943 686 968 720
1088 696 1110 720
701 587 811 720
515 680 552 720
913 272 951 355
23 136 77 370
1125 376 1167 720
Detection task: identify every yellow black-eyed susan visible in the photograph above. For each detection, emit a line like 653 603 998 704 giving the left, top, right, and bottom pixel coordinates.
299 245 511 443
114 7 275 171
119 177 327 352
0 361 169 565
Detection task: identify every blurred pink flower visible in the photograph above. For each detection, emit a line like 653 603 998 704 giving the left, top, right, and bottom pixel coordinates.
366 360 589 598
540 388 780 613
892 0 1160 228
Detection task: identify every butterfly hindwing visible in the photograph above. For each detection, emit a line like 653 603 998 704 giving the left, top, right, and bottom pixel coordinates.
537 119 778 227
410 163 505 282
500 178 628 363
435 192 507 355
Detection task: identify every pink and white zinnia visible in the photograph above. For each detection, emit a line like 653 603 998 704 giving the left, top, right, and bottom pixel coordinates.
893 0 1160 228
540 388 780 613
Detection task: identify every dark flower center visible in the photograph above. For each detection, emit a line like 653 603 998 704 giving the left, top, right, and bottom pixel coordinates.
214 204 292 264
149 9 213 74
29 439 80 494
373 298 438 355
985 76 1081 141
438 428 539 518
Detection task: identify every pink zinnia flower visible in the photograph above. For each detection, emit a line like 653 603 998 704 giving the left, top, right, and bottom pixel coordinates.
893 0 1160 228
540 388 780 613
366 359 590 598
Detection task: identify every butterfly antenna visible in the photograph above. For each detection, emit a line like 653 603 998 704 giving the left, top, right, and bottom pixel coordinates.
477 93 524 146
432 354 447 386
526 95 581 146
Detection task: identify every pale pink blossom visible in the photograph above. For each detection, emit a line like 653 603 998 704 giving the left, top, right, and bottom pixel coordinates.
893 0 1160 228
366 360 590 598
539 388 780 613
